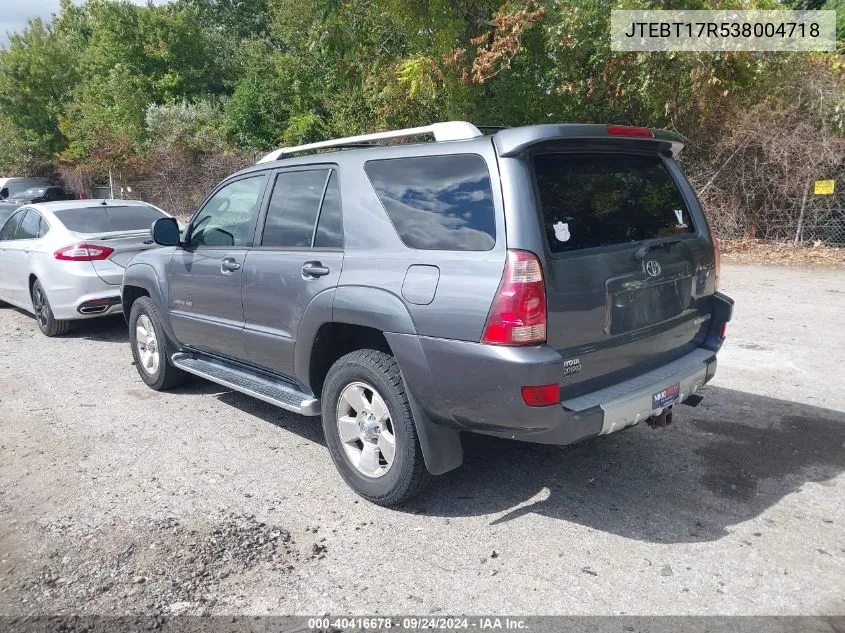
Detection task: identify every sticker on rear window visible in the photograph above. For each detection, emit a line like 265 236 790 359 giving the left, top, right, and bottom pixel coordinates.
553 221 571 242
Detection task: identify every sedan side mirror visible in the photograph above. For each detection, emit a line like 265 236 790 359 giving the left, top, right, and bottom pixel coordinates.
151 217 180 246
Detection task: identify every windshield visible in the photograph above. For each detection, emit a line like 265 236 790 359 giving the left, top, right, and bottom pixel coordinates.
53 205 167 233
533 153 695 254
16 187 46 198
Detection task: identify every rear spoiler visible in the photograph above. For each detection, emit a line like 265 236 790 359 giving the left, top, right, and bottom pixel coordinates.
492 124 684 158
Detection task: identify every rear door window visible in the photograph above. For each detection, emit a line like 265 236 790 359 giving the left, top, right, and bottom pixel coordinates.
365 154 496 251
261 169 329 248
15 209 41 240
533 153 694 254
314 172 343 248
54 205 167 233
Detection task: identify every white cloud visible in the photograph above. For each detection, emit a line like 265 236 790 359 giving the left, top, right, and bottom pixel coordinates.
1 0 171 47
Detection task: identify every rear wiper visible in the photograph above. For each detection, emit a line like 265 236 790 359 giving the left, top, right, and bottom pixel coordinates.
634 238 682 260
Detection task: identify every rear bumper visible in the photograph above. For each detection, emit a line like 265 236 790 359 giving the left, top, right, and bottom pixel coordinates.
387 338 719 447
560 348 715 438
44 264 123 320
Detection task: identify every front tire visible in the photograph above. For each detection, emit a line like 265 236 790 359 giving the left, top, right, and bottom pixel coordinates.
31 280 70 337
129 296 186 390
322 349 431 506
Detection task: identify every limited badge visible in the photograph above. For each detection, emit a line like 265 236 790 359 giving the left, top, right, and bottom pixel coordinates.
674 209 688 228
553 221 571 242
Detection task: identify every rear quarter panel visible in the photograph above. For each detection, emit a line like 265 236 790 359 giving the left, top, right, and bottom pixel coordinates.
335 139 507 342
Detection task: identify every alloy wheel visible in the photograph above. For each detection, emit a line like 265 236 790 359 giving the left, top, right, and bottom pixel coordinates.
135 314 160 375
32 286 49 329
336 381 396 478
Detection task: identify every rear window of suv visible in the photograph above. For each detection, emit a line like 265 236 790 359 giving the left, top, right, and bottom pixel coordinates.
365 154 496 251
53 205 166 233
533 153 695 254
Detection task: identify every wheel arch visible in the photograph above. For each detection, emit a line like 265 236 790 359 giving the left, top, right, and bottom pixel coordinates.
297 286 462 476
121 263 178 345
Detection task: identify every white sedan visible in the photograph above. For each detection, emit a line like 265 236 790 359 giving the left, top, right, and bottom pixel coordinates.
0 200 171 336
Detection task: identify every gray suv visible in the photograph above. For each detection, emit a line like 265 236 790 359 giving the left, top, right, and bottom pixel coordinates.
122 122 733 506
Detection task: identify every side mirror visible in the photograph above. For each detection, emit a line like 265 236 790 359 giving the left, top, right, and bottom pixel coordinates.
151 217 180 246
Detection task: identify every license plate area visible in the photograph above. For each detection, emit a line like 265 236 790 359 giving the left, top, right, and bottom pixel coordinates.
652 383 680 410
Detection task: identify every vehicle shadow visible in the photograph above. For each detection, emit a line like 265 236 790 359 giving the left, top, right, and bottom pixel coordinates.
0 303 129 343
180 379 845 544
65 315 128 342
215 389 327 446
404 386 845 543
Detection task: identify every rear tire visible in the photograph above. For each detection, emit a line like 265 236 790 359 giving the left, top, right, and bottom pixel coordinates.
321 349 432 506
129 296 186 390
31 280 70 337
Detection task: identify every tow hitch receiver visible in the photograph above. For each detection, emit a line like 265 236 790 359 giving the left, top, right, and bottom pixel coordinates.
648 406 673 429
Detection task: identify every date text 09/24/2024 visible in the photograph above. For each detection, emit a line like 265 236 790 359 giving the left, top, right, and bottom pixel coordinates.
306 617 528 630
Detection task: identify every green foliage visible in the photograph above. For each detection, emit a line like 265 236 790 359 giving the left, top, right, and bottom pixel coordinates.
145 99 228 153
0 0 841 197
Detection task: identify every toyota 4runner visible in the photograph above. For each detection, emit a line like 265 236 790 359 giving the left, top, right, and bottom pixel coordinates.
122 122 733 506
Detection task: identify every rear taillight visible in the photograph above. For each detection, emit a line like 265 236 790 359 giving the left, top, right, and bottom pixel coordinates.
606 125 653 138
54 243 114 261
720 321 727 339
711 231 721 291
482 250 547 345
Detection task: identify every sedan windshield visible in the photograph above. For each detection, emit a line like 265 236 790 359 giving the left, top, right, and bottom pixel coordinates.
53 205 167 233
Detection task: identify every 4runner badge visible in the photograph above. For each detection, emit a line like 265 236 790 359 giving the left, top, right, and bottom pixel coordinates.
562 357 582 378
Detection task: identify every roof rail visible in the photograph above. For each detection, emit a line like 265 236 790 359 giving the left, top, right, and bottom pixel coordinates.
256 121 483 164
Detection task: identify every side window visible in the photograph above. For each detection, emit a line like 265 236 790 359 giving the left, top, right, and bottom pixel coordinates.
37 216 50 238
0 211 24 241
261 169 329 248
189 175 266 248
0 188 8 199
314 172 343 248
364 154 496 251
15 210 41 240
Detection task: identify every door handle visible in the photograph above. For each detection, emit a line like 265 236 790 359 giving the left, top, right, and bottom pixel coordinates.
302 261 330 278
221 257 241 273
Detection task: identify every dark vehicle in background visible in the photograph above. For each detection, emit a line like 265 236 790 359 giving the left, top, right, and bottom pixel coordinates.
121 122 733 506
4 186 74 205
0 186 74 227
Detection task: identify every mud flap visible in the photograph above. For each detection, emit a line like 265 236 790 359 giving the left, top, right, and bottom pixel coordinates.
407 390 463 476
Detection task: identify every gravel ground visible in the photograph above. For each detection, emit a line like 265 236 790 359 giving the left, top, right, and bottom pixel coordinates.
0 263 843 617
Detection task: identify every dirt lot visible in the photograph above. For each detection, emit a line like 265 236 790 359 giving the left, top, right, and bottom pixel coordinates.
0 263 844 617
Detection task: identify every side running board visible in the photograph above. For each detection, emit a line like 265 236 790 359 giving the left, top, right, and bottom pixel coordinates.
171 352 321 416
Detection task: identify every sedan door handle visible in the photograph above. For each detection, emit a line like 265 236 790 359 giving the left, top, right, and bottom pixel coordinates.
221 257 241 273
302 261 330 278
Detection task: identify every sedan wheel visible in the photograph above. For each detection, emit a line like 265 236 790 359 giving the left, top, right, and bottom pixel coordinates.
32 285 49 329
30 279 70 337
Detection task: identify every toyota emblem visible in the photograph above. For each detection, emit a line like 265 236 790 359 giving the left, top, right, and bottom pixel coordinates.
645 260 662 277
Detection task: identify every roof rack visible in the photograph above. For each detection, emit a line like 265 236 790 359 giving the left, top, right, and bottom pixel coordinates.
256 121 483 164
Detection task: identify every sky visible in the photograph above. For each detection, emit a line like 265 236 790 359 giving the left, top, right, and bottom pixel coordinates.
1 0 170 47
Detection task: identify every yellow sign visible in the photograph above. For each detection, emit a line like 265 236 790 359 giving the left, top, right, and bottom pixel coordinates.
814 179 835 195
